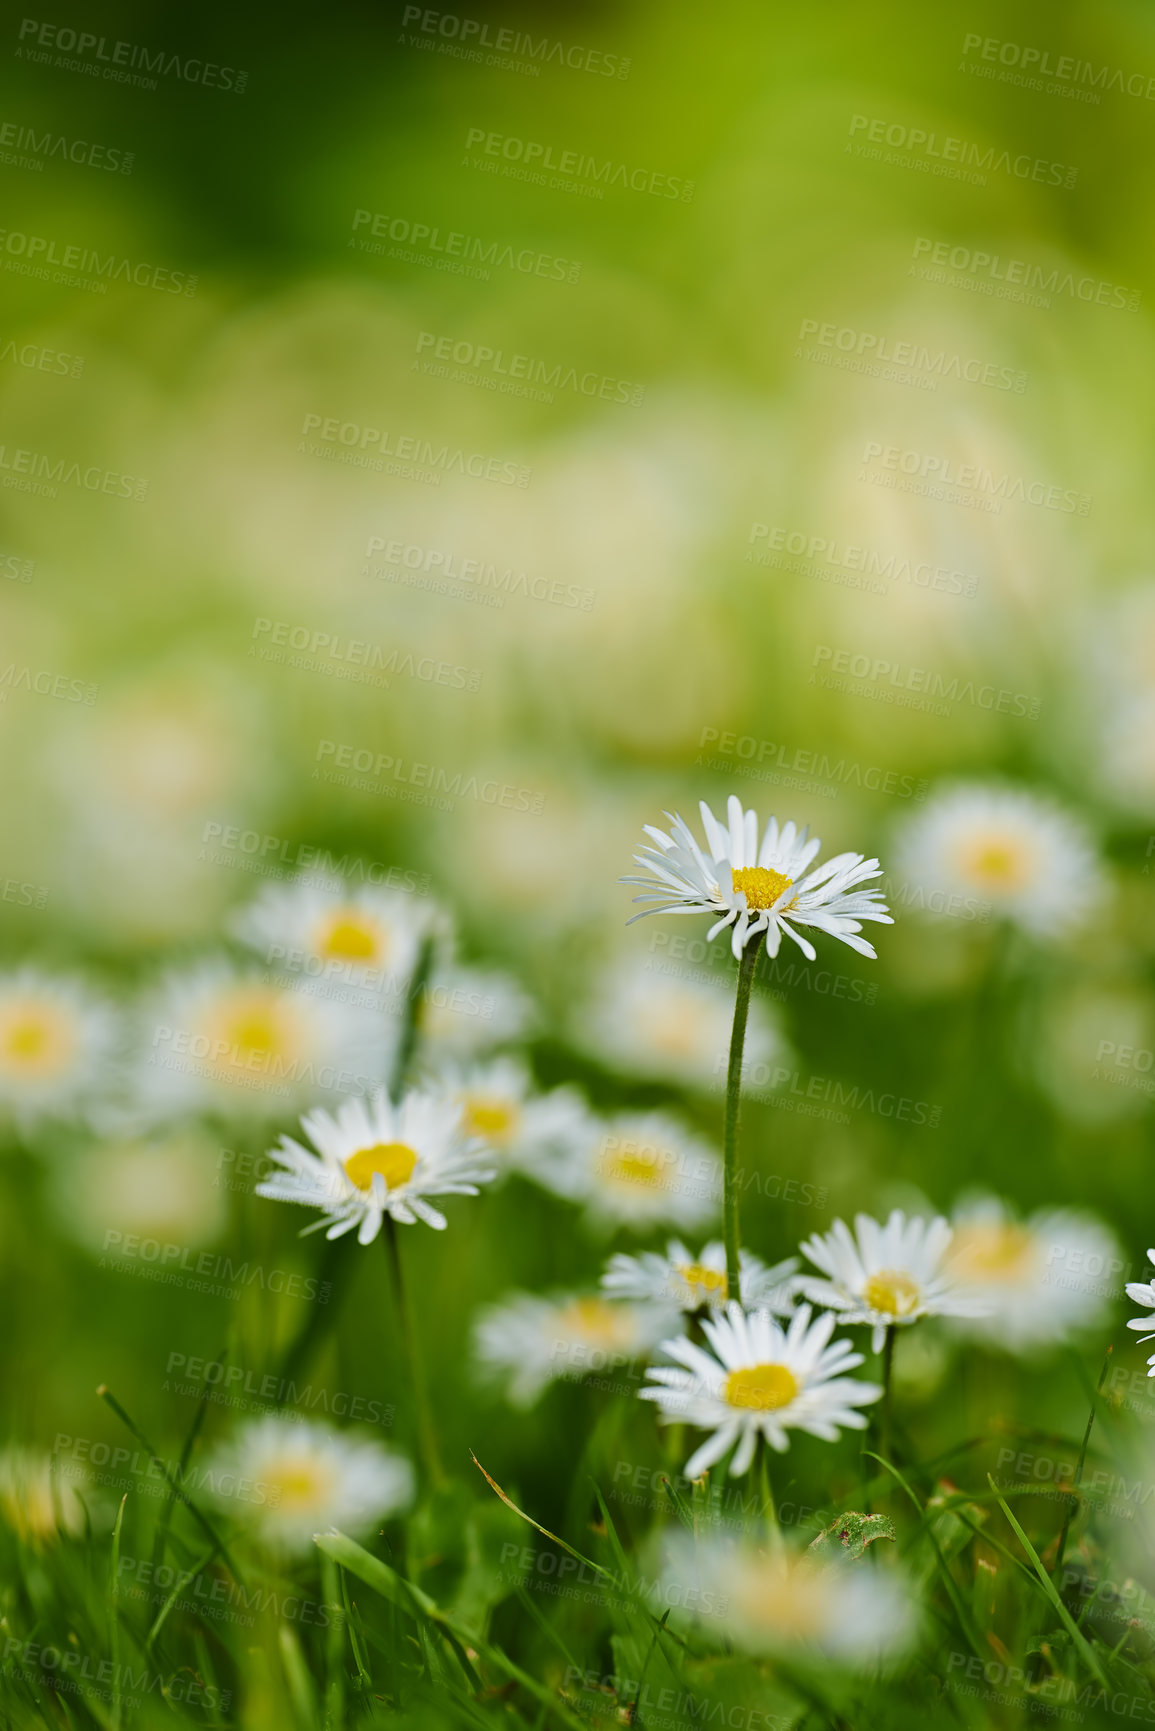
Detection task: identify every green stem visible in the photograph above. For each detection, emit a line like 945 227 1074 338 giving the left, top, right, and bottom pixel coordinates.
880 1327 896 1463
391 934 436 1105
383 1217 444 1486
757 1434 779 1546
723 931 765 1306
1054 1345 1111 1577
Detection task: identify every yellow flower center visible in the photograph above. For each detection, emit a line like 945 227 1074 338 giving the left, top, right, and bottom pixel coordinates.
600 1143 667 1188
264 1459 335 1513
959 838 1031 890
0 1010 72 1076
556 1297 635 1349
731 866 793 911
317 912 383 962
677 1262 728 1304
862 1270 922 1318
723 1362 800 1412
461 1094 518 1142
948 1223 1036 1282
344 1141 418 1192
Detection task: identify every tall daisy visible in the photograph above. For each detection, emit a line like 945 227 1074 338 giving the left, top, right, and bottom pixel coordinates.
131 960 390 1123
623 795 891 962
257 1087 494 1240
231 878 435 985
652 1529 917 1667
536 1110 721 1233
0 969 119 1132
430 1056 592 1182
893 782 1105 938
945 1195 1118 1354
641 1302 880 1476
799 1212 987 1352
473 1291 677 1408
204 1417 413 1555
603 1239 798 1315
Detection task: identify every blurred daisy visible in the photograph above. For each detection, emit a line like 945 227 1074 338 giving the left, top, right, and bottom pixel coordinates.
945 1195 1119 1353
0 969 118 1131
432 1056 592 1181
232 878 434 983
51 1130 228 1254
893 782 1105 938
132 960 390 1123
573 952 788 1088
538 1110 721 1232
642 1302 880 1475
1127 1251 1155 1375
799 1212 986 1352
256 1087 494 1239
474 1290 677 1408
602 1239 798 1314
623 795 891 960
205 1417 412 1555
418 963 534 1058
0 1447 92 1544
654 1529 917 1666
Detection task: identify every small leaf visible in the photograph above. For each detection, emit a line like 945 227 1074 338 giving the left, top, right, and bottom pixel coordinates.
807 1510 897 1561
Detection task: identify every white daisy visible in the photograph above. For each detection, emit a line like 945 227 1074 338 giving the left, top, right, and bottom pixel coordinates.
204 1417 412 1555
473 1290 677 1408
51 1130 229 1255
255 1087 495 1240
945 1195 1119 1354
1122 1251 1155 1377
536 1109 721 1232
418 963 535 1058
798 1211 987 1353
653 1529 917 1666
131 959 391 1123
430 1056 593 1182
623 794 892 960
0 1447 93 1545
573 952 788 1089
231 878 435 985
602 1239 798 1314
893 782 1106 938
0 969 119 1131
641 1302 881 1476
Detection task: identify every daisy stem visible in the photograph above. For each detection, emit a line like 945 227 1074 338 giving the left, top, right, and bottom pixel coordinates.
880 1327 897 1461
722 930 765 1305
756 1434 779 1545
383 1216 444 1487
390 934 436 1105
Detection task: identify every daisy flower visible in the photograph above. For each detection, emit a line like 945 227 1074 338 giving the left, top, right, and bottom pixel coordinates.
1122 1251 1155 1376
653 1529 917 1666
798 1211 987 1352
131 960 390 1123
204 1417 412 1555
418 963 535 1058
893 782 1105 938
623 794 891 960
573 951 788 1089
51 1130 228 1255
945 1195 1119 1354
473 1291 677 1408
641 1302 881 1476
0 969 119 1131
602 1239 799 1314
231 878 435 985
430 1056 593 1182
536 1109 721 1232
256 1087 495 1240
0 1447 93 1545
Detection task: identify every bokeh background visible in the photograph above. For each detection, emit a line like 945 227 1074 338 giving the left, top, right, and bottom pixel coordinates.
3 0 1155 1722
